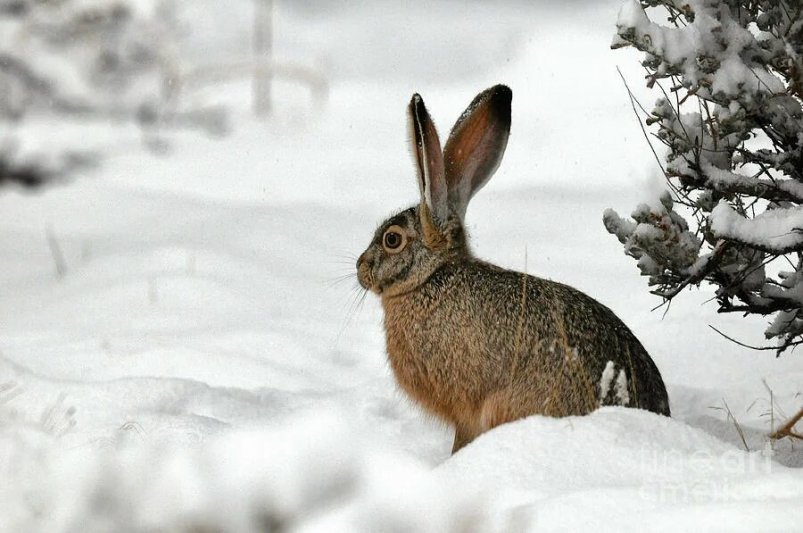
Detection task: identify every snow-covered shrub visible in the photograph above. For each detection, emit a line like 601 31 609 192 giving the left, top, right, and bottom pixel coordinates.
0 0 205 186
605 0 803 354
0 0 177 119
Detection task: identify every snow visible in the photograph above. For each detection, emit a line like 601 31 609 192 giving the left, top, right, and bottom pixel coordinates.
613 0 705 71
1 1 802 531
438 408 803 531
615 368 630 406
702 161 803 202
711 201 803 253
598 362 631 407
599 360 616 405
614 0 786 98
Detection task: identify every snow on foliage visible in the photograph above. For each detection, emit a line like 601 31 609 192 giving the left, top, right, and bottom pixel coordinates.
710 202 803 254
604 190 701 280
606 0 803 354
0 0 226 187
0 0 175 117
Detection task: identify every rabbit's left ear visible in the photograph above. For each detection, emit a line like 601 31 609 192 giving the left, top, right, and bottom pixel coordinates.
409 93 448 229
444 85 512 220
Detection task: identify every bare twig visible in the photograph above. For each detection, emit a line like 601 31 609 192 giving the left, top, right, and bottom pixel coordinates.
46 224 68 279
770 406 803 440
708 325 803 356
721 399 750 451
617 66 667 177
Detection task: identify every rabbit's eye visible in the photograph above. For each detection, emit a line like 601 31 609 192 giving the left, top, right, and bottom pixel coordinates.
382 225 407 253
384 232 401 248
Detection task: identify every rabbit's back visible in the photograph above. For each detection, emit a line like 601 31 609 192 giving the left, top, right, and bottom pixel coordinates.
382 260 670 429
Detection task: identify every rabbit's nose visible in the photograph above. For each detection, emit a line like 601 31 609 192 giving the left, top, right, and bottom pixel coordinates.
357 252 373 269
356 253 369 277
356 252 374 291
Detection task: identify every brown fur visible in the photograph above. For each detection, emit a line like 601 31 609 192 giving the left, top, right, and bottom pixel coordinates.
357 86 670 454
375 230 669 453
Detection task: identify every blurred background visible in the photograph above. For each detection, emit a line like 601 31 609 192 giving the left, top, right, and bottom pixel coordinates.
0 0 658 202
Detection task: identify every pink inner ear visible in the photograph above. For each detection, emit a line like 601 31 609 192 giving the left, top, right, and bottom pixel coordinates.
444 85 511 219
409 94 448 225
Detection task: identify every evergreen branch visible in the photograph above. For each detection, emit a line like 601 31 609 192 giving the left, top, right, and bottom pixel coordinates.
610 0 803 355
651 241 729 300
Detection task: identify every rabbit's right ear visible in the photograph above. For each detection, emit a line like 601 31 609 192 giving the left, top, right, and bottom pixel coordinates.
444 85 512 220
409 93 449 231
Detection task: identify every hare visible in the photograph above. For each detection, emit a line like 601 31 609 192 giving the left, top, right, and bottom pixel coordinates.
356 85 670 454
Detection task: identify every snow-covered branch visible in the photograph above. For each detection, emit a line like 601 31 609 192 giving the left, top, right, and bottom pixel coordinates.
711 203 803 255
607 0 803 354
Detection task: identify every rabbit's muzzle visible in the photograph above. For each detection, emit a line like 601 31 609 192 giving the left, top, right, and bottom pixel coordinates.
356 252 378 293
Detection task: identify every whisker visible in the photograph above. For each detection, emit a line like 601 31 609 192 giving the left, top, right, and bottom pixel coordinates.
327 259 359 266
356 288 368 312
327 266 360 275
334 283 370 344
325 273 358 288
331 251 359 262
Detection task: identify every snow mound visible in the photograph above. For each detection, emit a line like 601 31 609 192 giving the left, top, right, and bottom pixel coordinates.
3 407 801 532
0 411 488 533
442 408 803 531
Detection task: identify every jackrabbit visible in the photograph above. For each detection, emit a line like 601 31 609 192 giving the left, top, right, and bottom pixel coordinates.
356 85 669 454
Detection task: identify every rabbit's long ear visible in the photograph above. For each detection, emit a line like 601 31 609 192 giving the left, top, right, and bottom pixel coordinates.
444 85 511 220
409 93 448 228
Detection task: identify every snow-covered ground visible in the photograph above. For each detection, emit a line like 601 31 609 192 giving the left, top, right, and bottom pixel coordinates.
1 1 801 531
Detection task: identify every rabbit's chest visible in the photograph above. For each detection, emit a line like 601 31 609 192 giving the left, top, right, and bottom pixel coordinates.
382 300 478 420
